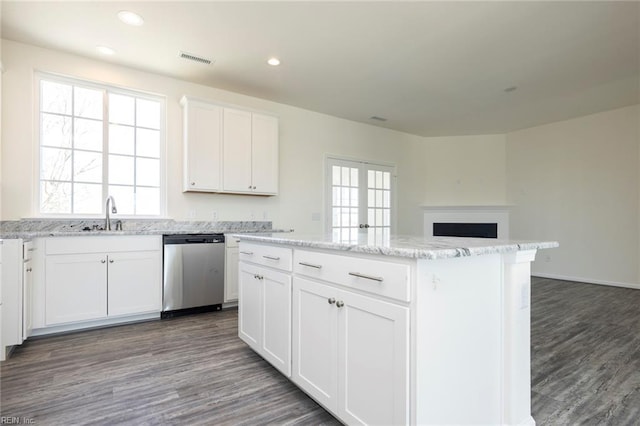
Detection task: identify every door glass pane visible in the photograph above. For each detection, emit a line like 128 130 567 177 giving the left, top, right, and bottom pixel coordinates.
328 159 393 237
332 166 341 185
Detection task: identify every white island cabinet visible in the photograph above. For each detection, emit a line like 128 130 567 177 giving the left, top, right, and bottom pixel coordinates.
235 233 558 426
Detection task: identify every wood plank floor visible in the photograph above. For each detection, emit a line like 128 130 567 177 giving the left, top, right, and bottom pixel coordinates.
1 277 639 425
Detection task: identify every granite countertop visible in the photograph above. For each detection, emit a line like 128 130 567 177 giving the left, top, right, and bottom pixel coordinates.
233 232 559 260
0 219 284 239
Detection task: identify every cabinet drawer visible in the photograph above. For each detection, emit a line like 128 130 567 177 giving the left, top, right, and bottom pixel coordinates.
46 236 161 255
239 242 292 271
294 249 410 302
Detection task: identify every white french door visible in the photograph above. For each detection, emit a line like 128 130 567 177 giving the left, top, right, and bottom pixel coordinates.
326 157 395 242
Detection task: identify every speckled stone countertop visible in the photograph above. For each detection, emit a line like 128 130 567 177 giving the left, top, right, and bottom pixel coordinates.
0 219 282 239
234 232 559 260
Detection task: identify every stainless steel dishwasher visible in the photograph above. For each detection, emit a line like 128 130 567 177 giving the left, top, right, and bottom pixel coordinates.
162 234 225 318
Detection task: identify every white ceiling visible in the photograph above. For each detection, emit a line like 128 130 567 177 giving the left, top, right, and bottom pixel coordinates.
2 1 639 137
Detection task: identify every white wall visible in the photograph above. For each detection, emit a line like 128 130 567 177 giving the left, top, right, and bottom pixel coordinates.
507 105 640 288
419 134 507 206
1 39 434 234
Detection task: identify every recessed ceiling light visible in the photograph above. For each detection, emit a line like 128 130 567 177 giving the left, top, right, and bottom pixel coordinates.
267 57 281 66
370 116 387 122
118 10 144 26
504 86 518 93
96 45 115 55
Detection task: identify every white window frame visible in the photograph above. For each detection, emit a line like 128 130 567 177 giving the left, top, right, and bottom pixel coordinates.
33 71 167 218
324 154 397 236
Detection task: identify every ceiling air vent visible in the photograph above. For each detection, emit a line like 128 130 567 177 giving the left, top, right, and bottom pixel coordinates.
369 116 387 122
179 51 213 65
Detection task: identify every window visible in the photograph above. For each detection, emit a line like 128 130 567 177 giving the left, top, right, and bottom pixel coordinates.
38 74 164 216
326 157 395 242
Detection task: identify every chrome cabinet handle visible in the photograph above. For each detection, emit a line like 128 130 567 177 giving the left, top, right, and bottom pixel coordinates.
101 259 106 264
253 186 256 189
26 268 33 273
299 262 322 269
191 182 195 186
109 259 114 263
328 297 336 304
336 301 344 308
263 255 280 261
348 272 383 282
253 274 263 280
240 251 254 255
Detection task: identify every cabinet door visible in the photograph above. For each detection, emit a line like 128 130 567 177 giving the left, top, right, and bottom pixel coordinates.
107 251 162 317
224 247 239 302
238 262 262 349
223 108 252 192
251 113 279 194
261 267 292 377
337 291 409 426
292 277 339 412
45 254 107 325
183 100 222 192
22 259 33 340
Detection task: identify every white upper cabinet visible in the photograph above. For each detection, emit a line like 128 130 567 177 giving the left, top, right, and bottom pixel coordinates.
181 97 223 192
222 108 253 192
182 96 279 196
250 113 279 194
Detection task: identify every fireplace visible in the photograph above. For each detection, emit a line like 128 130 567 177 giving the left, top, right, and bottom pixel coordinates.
433 222 498 238
423 205 510 239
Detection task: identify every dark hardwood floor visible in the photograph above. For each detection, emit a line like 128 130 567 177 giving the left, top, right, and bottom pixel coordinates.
1 277 639 425
531 277 640 425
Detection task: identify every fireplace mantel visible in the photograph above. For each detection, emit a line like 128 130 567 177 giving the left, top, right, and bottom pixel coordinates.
422 205 511 239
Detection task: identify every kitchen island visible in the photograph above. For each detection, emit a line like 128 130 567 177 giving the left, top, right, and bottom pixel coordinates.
234 232 558 426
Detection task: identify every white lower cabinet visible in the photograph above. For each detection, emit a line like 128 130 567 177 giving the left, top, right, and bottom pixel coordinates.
292 276 409 425
44 236 162 327
224 236 240 302
107 251 161 317
238 261 291 376
45 253 108 325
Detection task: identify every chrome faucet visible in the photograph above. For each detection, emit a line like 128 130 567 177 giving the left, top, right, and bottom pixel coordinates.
105 195 118 230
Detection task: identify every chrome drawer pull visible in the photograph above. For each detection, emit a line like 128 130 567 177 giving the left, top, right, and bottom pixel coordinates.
298 262 322 269
240 251 254 255
348 272 384 282
263 255 280 261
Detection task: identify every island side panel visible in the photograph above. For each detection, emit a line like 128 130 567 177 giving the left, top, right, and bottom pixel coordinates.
502 250 537 426
414 253 503 425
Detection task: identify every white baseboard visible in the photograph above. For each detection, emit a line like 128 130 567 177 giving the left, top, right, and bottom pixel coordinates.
533 273 640 290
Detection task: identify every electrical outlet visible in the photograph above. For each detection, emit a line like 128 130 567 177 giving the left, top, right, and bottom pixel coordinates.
187 209 196 219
